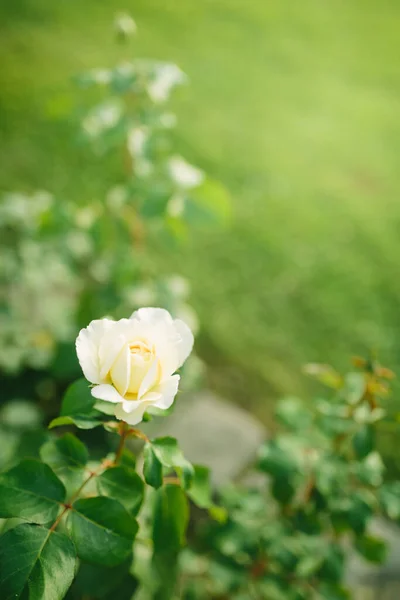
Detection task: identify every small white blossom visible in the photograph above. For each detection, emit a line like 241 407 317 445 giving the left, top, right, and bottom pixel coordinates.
115 12 137 38
148 64 187 103
83 102 122 138
168 156 204 189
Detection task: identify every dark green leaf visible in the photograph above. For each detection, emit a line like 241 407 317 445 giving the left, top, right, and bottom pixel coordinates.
271 476 296 505
49 379 106 430
97 466 144 516
40 433 88 471
0 523 76 600
258 440 298 478
0 459 65 524
318 583 350 600
40 433 89 496
143 444 163 489
319 546 344 583
353 425 375 459
71 560 137 599
153 484 189 553
49 415 105 430
68 496 138 566
187 465 212 509
151 437 194 489
61 379 94 416
355 534 387 563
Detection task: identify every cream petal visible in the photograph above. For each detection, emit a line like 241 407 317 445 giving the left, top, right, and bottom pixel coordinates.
91 384 124 403
151 375 180 410
130 308 185 378
130 307 173 325
128 353 151 394
121 398 142 413
138 358 161 399
173 319 194 368
115 401 147 425
76 319 115 384
99 332 126 381
110 344 131 396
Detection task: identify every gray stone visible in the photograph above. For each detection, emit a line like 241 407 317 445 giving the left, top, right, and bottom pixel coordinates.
348 518 400 600
141 391 266 485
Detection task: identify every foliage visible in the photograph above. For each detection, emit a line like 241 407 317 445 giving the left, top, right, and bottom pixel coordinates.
178 358 400 599
1 348 400 599
0 369 217 600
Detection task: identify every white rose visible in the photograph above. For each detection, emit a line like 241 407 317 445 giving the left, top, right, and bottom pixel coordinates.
76 307 193 425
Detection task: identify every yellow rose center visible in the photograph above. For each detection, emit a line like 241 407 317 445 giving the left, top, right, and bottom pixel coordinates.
127 341 154 394
110 340 156 397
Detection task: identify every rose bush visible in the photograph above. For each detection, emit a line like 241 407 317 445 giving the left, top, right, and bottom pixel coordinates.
76 307 193 425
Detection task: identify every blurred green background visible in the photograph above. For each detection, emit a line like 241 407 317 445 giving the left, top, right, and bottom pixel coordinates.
1 0 400 421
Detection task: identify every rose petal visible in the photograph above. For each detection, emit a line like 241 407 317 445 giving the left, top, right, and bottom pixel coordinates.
109 344 130 396
91 383 124 403
138 358 161 399
76 319 115 384
130 307 173 324
115 401 147 426
173 319 194 368
151 375 180 410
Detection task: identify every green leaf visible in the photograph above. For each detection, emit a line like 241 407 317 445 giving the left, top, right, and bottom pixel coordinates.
68 496 138 566
343 372 366 405
296 553 324 577
271 476 296 505
40 433 88 471
93 399 117 416
353 425 375 459
49 379 106 430
275 397 313 430
0 523 76 600
258 440 298 478
143 444 163 489
379 482 400 519
97 466 144 516
0 459 65 524
153 484 189 553
40 433 89 496
49 415 105 430
119 447 136 469
71 560 137 599
151 437 194 489
355 534 387 563
319 546 345 583
61 379 94 416
303 363 343 389
318 583 351 600
187 465 212 508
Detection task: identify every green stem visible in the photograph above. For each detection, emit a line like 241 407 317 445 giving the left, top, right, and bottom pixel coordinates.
114 421 130 464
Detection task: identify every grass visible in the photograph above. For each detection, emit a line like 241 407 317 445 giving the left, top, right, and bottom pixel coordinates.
1 0 400 421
